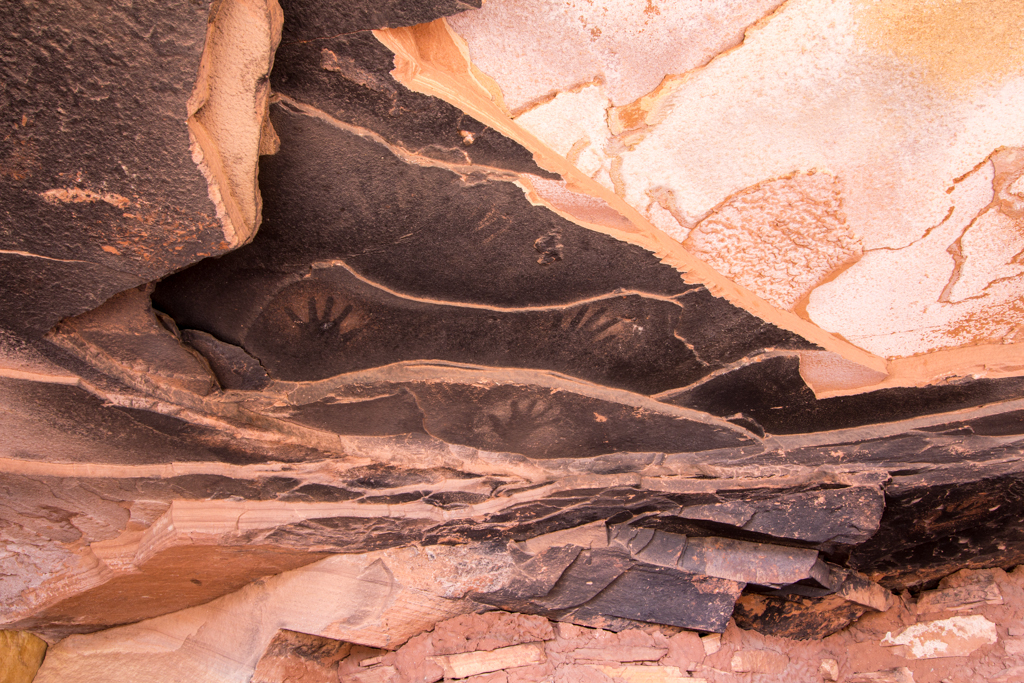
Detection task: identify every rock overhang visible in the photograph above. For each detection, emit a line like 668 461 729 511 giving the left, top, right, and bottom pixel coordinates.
1 0 1024 674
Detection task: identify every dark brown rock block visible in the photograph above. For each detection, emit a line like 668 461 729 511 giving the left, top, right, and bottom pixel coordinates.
0 0 267 336
152 100 813 398
851 461 1024 589
661 353 1024 436
279 0 480 39
572 564 743 633
272 29 550 176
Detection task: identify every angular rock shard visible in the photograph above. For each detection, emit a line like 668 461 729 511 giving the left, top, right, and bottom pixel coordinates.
882 615 998 660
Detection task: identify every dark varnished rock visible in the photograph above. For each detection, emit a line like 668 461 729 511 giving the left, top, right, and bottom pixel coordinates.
920 408 1024 437
279 0 480 40
271 392 426 436
423 490 491 510
471 545 583 609
251 515 439 554
662 353 1024 435
132 475 301 501
533 548 635 611
242 267 710 392
180 329 270 391
0 0 227 336
154 102 694 319
0 377 224 465
677 536 822 587
777 429 1024 469
409 377 756 458
733 592 870 640
280 484 363 503
272 31 551 176
50 287 218 396
469 540 749 634
632 483 885 550
341 464 481 489
111 406 331 466
573 564 743 633
0 256 141 337
0 374 332 467
669 297 814 371
850 462 1024 589
153 104 816 403
273 366 758 458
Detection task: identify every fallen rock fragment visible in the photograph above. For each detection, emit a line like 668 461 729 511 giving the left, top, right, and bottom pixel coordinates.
729 648 789 674
834 569 897 613
571 646 667 662
473 538 746 634
663 631 704 671
847 669 915 683
430 643 546 679
916 568 1004 614
677 535 820 586
589 665 702 683
881 615 998 659
0 630 48 683
819 658 839 681
733 592 871 640
733 566 895 639
700 634 721 656
573 564 743 633
1003 637 1024 656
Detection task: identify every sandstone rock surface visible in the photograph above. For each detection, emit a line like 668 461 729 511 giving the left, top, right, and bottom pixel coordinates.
3 2 1024 680
0 631 47 683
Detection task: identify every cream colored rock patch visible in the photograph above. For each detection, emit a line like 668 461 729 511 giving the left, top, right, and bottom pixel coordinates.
447 0 786 112
683 172 860 310
450 0 1024 361
807 153 1024 357
881 615 998 659
797 350 888 396
33 551 479 683
947 210 1024 303
514 83 617 192
613 0 1024 252
188 0 283 247
39 187 130 210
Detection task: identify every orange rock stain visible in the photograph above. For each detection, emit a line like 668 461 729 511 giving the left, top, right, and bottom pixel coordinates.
856 0 1024 94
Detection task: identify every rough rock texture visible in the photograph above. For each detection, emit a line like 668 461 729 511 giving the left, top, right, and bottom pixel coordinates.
0 631 47 683
683 172 860 311
446 0 1024 365
3 1 1024 681
32 566 1024 683
250 629 350 683
0 0 280 337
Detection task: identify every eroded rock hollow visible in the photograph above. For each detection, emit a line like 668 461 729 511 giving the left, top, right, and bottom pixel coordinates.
3 0 1024 681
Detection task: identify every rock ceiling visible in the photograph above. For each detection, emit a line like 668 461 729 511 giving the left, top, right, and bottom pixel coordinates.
2 0 1024 679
